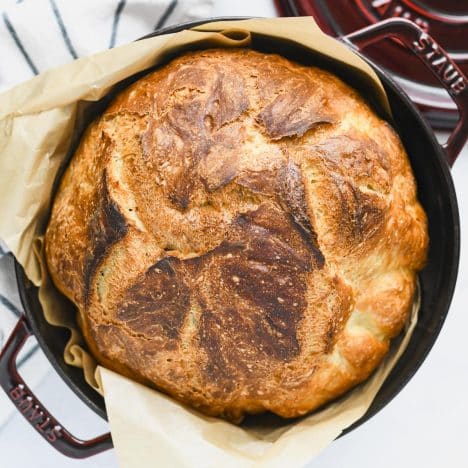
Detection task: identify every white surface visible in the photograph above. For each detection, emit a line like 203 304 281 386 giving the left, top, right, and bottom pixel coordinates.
0 1 467 467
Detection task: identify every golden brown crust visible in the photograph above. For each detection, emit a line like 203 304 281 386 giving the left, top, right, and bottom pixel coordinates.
45 49 428 420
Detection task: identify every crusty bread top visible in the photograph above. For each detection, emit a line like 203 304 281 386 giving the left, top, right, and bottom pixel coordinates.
45 48 428 421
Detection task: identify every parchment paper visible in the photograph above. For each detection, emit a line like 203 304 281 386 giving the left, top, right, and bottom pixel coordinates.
0 17 416 468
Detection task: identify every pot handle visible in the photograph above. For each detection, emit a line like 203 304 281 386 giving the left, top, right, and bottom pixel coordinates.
343 18 468 166
0 315 112 458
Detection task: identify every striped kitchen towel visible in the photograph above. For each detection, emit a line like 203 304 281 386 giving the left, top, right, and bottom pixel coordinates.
0 0 213 430
0 0 213 91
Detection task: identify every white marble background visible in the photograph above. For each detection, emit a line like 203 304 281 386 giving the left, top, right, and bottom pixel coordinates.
0 1 466 467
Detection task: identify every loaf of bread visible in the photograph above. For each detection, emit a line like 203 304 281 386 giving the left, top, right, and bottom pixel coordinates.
45 48 428 421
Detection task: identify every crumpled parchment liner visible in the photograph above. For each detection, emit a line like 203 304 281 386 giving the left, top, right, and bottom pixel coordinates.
0 17 418 468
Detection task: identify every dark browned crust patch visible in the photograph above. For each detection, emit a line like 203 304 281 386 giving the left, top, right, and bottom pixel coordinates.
83 170 128 303
117 258 191 344
116 202 322 385
277 160 325 266
257 89 334 140
310 135 390 245
141 67 249 210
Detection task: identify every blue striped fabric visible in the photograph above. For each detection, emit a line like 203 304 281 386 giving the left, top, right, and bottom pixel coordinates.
0 0 213 92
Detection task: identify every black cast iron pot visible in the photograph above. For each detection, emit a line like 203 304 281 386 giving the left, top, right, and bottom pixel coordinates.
0 16 467 459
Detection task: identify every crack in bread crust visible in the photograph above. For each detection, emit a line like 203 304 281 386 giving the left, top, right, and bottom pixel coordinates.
45 48 428 421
